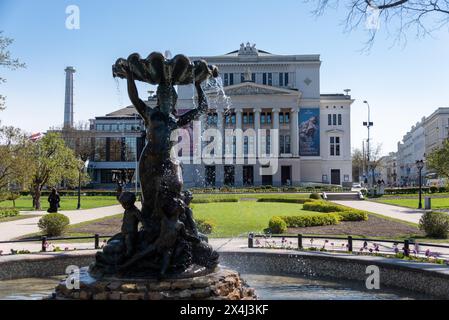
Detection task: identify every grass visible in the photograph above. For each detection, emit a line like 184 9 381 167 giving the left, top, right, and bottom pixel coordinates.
376 197 449 209
0 196 119 211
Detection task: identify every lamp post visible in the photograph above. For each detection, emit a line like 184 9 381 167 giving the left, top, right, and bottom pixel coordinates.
363 101 374 192
77 156 89 210
416 160 424 209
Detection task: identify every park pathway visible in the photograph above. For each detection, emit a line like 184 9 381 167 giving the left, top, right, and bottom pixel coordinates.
0 205 123 241
332 200 424 224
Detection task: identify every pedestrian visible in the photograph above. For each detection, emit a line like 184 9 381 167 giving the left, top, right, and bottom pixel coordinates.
47 188 60 213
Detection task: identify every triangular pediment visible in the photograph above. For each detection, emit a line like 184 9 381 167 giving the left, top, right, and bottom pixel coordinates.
224 82 300 96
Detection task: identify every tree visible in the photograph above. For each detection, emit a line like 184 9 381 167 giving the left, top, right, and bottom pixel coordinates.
426 139 449 183
0 125 33 198
352 148 365 182
307 0 449 48
28 132 84 210
0 31 26 110
60 122 95 209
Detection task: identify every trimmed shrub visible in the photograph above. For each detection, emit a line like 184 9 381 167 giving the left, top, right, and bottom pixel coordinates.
309 192 321 200
196 219 215 234
336 210 369 221
302 201 345 213
191 197 238 203
257 198 314 204
280 213 340 228
0 207 19 218
268 216 287 233
419 211 449 239
38 213 70 237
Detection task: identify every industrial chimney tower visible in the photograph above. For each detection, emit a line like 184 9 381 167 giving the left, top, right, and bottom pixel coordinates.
64 66 76 128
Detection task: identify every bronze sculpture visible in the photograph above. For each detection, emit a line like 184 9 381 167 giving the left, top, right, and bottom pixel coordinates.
89 52 219 278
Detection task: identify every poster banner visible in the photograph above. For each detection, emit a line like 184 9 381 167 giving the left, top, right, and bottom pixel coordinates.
299 108 320 156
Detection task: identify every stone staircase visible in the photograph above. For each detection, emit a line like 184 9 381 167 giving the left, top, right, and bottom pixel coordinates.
322 192 362 201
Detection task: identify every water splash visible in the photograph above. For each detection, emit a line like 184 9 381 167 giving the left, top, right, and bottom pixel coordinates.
202 76 232 115
114 78 124 107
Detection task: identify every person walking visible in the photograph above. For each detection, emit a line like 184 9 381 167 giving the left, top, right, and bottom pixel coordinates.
47 188 61 213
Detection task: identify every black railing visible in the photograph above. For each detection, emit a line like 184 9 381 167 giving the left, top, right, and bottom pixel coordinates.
0 234 113 252
248 233 449 257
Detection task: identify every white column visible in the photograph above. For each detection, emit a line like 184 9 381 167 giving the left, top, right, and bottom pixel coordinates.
216 110 225 187
291 108 299 157
272 108 280 130
253 108 262 186
272 108 281 186
235 108 244 187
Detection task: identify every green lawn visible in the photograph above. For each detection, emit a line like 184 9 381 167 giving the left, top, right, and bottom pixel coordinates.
191 202 320 237
377 197 449 209
192 193 310 201
0 196 119 211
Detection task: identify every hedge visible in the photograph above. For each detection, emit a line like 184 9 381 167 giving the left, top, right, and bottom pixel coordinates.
384 187 448 195
336 210 369 221
301 201 368 222
0 207 20 218
268 216 288 233
256 198 315 204
279 213 340 228
302 201 345 213
191 197 239 203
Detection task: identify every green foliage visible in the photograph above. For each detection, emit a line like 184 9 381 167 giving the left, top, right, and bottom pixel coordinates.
302 201 345 213
279 213 340 228
38 213 70 237
336 210 369 221
257 198 314 204
191 197 239 203
309 192 321 200
427 140 449 182
0 207 19 218
268 216 287 233
196 219 215 234
419 211 449 239
29 132 89 209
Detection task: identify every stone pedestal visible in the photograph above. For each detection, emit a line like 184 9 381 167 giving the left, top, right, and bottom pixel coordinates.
52 266 256 300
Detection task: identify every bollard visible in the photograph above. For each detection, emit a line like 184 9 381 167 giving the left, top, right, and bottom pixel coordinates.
425 197 431 210
94 234 100 249
248 233 254 248
348 236 353 252
41 236 47 252
404 239 410 256
298 234 303 249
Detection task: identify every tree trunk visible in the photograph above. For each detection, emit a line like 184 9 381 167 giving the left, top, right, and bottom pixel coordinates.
33 185 41 210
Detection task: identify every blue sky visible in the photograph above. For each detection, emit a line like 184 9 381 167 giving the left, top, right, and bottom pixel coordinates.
0 0 448 154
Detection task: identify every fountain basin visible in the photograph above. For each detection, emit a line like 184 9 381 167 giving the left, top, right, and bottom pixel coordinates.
1 247 449 299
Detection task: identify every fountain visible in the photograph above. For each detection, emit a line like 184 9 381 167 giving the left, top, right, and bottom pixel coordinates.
52 52 256 300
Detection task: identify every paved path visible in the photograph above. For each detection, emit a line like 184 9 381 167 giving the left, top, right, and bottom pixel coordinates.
333 200 424 224
0 205 123 241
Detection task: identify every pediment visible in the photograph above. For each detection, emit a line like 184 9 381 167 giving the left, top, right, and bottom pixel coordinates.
224 82 300 96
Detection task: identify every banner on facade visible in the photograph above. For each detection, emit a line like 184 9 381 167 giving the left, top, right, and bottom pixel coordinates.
299 108 320 156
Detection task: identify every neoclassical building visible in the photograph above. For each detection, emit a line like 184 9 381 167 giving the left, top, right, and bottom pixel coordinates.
86 43 353 188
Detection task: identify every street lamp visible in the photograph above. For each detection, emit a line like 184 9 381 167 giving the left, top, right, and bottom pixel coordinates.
363 101 374 192
416 160 424 209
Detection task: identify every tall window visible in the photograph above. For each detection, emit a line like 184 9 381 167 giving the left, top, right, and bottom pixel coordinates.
94 138 107 161
285 135 291 153
251 73 256 82
248 112 254 124
328 114 342 126
284 73 289 86
279 112 290 124
268 73 272 85
280 135 285 154
229 73 234 85
109 138 122 161
330 136 341 156
261 113 266 124
266 112 272 124
124 137 137 161
279 73 284 87
224 73 229 86
263 73 267 85
279 113 284 124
